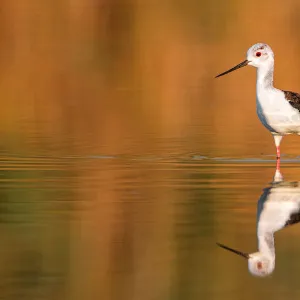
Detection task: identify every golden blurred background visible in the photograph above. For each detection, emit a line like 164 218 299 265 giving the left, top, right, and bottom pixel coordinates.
0 0 300 157
1 1 300 299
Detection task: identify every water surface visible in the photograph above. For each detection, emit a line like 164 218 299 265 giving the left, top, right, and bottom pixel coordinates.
2 153 300 300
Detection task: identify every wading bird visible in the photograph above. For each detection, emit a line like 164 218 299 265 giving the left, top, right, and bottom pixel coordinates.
216 43 300 170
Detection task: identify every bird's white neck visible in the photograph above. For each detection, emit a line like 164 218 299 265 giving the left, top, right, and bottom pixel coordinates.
258 232 275 259
256 62 274 89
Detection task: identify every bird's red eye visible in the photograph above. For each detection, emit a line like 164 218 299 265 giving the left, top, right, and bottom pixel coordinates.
256 52 262 57
257 262 262 270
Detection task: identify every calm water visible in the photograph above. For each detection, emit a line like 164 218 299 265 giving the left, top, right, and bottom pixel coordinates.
2 0 300 299
2 151 300 300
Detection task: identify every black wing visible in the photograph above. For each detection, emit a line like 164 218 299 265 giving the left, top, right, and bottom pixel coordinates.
285 211 300 227
283 90 300 113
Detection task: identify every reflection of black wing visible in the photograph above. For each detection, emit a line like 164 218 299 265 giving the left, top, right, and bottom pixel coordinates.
285 211 300 227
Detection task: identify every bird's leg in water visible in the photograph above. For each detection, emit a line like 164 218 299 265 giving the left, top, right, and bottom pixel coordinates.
273 135 283 160
276 156 280 171
276 146 280 160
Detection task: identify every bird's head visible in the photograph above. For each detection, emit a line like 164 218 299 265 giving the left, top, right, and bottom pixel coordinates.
217 242 275 277
215 43 274 78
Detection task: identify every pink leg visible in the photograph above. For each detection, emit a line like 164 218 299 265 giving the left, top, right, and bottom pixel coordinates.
276 146 280 160
274 136 282 173
273 135 283 160
276 154 280 171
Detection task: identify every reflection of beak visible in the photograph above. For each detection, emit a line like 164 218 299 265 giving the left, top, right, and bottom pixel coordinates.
216 242 250 259
215 60 249 78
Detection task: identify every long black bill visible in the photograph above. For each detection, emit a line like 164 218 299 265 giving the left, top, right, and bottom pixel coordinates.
215 60 249 78
216 242 249 259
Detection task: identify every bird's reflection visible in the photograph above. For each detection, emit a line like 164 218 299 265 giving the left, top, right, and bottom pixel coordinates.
217 168 300 277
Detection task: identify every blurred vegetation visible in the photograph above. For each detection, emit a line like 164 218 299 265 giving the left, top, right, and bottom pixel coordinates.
0 0 298 158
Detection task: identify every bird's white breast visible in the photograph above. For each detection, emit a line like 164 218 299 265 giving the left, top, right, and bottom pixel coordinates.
258 187 300 235
256 88 300 134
